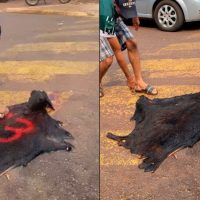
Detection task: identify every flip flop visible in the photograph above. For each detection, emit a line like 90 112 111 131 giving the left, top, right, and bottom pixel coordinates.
135 84 158 95
100 84 104 98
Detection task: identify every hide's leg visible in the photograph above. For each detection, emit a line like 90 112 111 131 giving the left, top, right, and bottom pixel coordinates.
138 157 163 173
64 141 74 151
107 132 128 147
44 139 74 153
107 132 128 141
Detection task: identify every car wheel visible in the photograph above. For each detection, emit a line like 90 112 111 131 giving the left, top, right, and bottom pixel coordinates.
25 0 39 6
154 0 184 31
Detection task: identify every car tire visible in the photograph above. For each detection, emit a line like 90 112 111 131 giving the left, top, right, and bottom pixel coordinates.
25 0 39 6
58 0 71 4
154 0 184 31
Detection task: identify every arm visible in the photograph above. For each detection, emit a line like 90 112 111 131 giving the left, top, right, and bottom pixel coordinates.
132 1 140 31
114 0 140 31
132 16 140 31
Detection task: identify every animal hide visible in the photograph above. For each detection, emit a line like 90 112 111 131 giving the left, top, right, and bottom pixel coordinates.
107 92 200 172
0 90 73 175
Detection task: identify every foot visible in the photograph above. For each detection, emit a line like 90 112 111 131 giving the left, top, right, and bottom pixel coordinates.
135 81 158 95
100 83 104 98
127 76 135 92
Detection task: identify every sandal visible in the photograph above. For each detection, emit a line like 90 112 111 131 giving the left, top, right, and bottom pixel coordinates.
100 84 104 98
135 84 158 95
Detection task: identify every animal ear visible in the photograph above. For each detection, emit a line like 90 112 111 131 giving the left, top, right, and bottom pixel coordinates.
130 102 145 123
30 90 37 95
27 90 55 111
130 95 152 123
42 91 55 110
46 99 55 110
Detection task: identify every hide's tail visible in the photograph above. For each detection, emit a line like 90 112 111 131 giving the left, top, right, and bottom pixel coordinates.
106 132 128 142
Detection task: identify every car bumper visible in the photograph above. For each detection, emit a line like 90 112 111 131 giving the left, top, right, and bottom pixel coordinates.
184 0 200 22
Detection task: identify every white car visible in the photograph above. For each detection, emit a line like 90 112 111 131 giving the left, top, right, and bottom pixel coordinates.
136 0 200 31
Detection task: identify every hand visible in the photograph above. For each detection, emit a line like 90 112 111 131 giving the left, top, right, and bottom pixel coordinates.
0 106 9 119
132 17 140 31
114 1 121 16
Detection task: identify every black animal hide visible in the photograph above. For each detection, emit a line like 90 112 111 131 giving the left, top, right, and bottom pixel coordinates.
0 91 73 175
107 92 200 172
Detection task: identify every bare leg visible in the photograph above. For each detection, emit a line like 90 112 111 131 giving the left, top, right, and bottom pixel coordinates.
126 39 157 94
100 56 113 83
108 37 135 89
99 56 113 97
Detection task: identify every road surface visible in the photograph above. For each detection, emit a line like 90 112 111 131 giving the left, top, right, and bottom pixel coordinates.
100 20 200 200
0 12 99 200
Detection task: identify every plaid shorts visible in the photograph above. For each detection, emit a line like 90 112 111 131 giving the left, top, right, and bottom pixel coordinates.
115 18 134 46
100 36 114 62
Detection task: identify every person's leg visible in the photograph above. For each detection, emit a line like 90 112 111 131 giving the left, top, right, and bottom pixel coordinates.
116 18 157 94
107 36 135 90
100 36 114 82
126 40 145 86
100 56 113 83
99 36 114 97
126 39 157 94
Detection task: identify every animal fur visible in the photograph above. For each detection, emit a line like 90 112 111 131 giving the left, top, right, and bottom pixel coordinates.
0 90 73 175
107 92 200 172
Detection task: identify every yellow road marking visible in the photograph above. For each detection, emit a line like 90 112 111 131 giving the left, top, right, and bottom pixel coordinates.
1 42 98 56
66 23 98 30
100 131 141 167
101 85 200 115
75 19 97 24
100 154 141 166
0 91 71 111
100 86 136 116
0 61 97 81
109 58 200 81
141 58 200 78
156 42 200 53
187 32 200 39
142 58 200 71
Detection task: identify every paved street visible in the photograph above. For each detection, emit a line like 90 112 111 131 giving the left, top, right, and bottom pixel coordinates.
0 10 99 200
100 21 200 200
0 0 98 17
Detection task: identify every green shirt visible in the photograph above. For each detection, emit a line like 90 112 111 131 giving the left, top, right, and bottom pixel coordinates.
100 0 117 35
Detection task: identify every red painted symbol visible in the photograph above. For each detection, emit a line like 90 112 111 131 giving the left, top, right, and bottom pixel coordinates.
0 112 35 143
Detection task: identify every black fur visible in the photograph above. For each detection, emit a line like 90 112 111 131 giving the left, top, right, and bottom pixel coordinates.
27 90 54 112
107 92 200 172
0 91 73 174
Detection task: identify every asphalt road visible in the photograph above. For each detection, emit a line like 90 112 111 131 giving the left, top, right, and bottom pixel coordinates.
100 21 200 200
0 12 99 200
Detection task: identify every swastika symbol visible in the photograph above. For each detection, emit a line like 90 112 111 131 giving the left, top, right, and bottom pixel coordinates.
0 112 35 143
